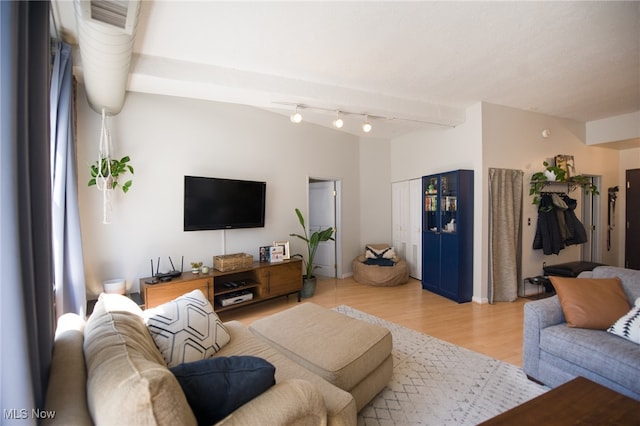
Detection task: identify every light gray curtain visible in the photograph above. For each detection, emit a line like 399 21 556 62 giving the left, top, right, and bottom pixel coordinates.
51 41 87 317
0 0 55 417
488 168 523 303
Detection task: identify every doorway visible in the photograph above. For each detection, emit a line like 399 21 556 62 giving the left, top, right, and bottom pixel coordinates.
626 169 640 269
308 178 341 278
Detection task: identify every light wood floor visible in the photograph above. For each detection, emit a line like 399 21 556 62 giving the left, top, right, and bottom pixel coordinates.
218 276 530 367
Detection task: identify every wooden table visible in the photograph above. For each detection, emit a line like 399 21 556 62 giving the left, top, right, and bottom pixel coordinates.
480 376 640 425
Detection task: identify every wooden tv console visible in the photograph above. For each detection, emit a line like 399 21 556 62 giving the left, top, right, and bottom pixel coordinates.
139 258 303 313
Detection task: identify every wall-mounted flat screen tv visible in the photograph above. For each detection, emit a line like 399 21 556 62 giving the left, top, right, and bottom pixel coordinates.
184 176 266 231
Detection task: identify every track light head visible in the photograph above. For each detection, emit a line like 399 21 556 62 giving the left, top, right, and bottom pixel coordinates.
290 106 302 123
333 111 344 129
362 115 372 133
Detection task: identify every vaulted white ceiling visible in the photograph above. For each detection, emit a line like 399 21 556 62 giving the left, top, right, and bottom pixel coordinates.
52 1 640 139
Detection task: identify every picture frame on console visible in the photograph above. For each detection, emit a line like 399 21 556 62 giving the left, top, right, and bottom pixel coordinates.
269 245 284 263
259 246 271 263
273 240 290 260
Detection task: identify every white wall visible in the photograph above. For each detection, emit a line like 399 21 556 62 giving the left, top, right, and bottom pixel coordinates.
586 111 640 145
77 88 363 297
390 102 633 303
482 102 622 289
390 103 484 299
358 137 392 251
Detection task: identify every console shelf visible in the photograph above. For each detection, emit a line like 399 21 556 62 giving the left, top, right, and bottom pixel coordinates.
140 258 303 313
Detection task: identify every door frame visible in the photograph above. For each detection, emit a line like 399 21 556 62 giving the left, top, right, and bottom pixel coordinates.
581 175 602 262
307 176 342 278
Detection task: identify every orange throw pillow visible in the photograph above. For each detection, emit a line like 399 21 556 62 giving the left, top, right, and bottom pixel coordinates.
550 276 631 329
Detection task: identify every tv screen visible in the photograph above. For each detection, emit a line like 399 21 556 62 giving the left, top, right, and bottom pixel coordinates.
184 176 266 231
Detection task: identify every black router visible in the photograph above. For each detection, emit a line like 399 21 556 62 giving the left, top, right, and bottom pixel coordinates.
145 256 183 284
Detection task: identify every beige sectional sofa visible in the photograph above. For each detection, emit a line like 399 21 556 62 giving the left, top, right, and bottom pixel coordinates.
44 293 391 425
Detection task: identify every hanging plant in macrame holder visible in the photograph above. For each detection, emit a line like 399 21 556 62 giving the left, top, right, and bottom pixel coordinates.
88 109 134 224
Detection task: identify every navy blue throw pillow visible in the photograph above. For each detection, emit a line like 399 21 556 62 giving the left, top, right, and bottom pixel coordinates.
170 356 276 425
364 258 395 267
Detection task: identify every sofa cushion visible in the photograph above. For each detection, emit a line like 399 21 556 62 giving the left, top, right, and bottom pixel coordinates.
84 293 196 425
550 276 630 329
170 356 275 425
608 297 640 345
44 313 92 425
540 324 640 395
592 266 640 303
144 289 230 367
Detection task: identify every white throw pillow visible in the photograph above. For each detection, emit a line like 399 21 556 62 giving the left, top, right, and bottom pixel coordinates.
607 297 640 345
365 245 396 260
144 289 230 367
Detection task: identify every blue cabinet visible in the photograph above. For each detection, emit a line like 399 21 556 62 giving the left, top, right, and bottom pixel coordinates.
422 170 474 302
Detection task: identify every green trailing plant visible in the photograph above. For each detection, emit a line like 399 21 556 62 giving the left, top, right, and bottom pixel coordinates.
88 156 134 193
289 208 334 279
529 160 599 207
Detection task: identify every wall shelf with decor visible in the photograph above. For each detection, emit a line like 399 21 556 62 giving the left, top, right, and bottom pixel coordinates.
529 157 599 206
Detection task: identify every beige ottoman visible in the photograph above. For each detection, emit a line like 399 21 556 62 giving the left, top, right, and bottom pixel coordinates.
249 303 393 412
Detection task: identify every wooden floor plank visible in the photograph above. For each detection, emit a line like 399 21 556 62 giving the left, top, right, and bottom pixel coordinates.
218 276 529 367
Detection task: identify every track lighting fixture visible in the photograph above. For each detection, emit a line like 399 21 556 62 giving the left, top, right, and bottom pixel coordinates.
362 115 372 133
333 111 344 129
275 101 458 133
290 105 302 123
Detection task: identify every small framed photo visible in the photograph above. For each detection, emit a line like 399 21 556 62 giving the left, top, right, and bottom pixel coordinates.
273 240 290 260
555 155 575 178
269 245 284 263
259 246 271 263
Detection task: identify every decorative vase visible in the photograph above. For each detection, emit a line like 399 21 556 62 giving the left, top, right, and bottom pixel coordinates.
201 266 209 274
192 268 200 274
300 277 317 298
103 278 126 295
544 170 557 182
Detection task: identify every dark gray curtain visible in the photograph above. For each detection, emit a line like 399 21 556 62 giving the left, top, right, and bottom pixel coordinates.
488 168 523 303
51 41 87 317
0 1 55 416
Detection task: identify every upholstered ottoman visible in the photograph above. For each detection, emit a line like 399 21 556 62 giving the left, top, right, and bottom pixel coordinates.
249 303 393 411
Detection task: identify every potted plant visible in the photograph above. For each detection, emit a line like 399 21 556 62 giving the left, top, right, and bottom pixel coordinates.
529 160 598 207
290 208 334 298
190 261 203 274
88 155 134 193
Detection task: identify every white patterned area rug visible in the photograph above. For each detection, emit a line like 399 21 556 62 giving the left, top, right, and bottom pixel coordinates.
333 305 548 426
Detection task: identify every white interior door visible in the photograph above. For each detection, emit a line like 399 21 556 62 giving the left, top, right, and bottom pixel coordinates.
309 181 336 277
409 178 423 279
392 181 409 261
392 179 422 279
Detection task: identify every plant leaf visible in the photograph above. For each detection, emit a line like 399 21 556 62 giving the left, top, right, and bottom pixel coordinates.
289 232 309 243
294 208 305 229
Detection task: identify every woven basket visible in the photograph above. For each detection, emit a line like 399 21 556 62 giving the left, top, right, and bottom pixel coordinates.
214 253 254 272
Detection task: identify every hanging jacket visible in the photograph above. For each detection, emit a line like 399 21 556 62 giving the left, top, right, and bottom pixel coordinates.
552 193 570 242
562 195 588 245
533 194 565 255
